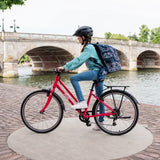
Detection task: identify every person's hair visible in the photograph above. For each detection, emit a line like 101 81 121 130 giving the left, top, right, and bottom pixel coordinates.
81 37 92 52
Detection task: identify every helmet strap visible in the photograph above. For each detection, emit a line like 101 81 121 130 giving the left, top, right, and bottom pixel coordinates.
81 36 86 45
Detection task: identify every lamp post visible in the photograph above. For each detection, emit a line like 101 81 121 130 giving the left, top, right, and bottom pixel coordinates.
2 18 5 32
1 18 5 40
129 32 131 40
10 19 20 32
128 32 137 41
1 10 5 40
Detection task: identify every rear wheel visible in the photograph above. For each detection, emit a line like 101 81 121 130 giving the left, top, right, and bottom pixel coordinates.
92 90 139 135
21 90 64 133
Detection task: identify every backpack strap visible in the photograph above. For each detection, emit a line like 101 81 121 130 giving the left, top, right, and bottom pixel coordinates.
91 43 106 67
89 43 104 68
88 57 103 69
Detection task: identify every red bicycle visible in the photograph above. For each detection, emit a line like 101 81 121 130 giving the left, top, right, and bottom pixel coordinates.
21 69 139 135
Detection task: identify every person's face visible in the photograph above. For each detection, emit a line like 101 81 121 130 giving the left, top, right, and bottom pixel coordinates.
77 36 83 44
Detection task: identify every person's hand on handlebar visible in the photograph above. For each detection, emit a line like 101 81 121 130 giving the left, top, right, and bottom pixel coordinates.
57 66 69 72
57 66 65 72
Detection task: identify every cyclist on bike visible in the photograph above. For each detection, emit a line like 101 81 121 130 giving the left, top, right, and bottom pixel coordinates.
57 26 106 126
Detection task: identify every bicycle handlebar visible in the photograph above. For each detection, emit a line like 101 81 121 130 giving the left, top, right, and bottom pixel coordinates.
53 68 65 75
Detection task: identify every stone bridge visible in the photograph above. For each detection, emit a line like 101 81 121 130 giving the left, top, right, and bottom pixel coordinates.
0 32 160 77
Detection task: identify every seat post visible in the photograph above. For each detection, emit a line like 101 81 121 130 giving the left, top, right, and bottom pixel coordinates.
91 81 97 91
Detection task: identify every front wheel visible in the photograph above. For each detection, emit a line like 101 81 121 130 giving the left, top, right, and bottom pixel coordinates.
92 90 139 135
21 90 64 133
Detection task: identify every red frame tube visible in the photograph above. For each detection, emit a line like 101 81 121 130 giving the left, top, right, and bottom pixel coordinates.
57 84 75 105
59 80 78 103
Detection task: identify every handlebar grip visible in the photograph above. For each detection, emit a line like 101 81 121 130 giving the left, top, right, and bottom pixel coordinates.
53 68 65 73
59 68 65 72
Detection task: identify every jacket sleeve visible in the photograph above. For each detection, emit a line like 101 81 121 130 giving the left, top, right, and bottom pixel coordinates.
64 45 91 71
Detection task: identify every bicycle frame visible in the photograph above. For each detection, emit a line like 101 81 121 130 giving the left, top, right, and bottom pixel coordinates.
40 73 117 118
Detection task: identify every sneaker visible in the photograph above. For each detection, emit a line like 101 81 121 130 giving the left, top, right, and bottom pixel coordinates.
92 122 104 131
71 101 87 109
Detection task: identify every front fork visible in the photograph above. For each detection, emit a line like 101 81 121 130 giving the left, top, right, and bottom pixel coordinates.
40 76 60 113
40 90 52 113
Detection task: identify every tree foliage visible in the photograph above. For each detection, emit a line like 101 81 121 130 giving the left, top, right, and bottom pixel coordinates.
0 0 26 10
138 25 150 42
129 33 139 41
104 32 129 40
150 27 160 44
104 24 160 44
104 32 112 39
19 54 31 64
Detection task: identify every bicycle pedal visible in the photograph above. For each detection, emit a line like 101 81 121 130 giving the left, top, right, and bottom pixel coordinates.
113 121 117 126
86 121 91 127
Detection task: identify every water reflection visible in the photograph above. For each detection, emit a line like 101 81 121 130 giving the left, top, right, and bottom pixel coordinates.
0 66 160 106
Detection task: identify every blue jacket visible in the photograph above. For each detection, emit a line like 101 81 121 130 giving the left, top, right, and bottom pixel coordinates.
64 44 102 71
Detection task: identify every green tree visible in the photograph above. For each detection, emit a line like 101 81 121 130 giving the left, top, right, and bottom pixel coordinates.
138 25 150 42
0 0 26 10
150 27 160 44
112 34 129 40
129 33 139 41
104 32 112 39
104 33 129 40
19 54 31 64
110 34 129 40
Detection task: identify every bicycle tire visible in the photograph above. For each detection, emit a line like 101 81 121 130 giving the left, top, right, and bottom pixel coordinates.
21 90 64 133
92 89 139 135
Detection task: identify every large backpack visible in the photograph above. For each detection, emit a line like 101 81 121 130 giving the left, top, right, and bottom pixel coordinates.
92 42 121 73
89 42 121 81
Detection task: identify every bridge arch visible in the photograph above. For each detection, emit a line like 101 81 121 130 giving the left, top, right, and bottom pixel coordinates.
116 50 129 70
19 46 74 71
137 50 160 69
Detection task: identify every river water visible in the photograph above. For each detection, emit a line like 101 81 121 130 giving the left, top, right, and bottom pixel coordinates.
0 66 160 106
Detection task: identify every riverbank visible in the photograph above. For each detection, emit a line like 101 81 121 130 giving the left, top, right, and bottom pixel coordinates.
0 83 160 159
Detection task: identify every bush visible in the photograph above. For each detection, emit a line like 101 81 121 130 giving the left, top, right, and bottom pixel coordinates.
19 54 31 64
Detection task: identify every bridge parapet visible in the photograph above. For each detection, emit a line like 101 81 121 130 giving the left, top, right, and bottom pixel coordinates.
1 32 77 42
1 32 160 48
93 37 160 48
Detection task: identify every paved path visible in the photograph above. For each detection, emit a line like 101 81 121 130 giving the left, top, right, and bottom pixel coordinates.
7 118 153 160
0 83 160 160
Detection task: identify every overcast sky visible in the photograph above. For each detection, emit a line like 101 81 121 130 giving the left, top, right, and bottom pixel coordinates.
1 0 160 37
